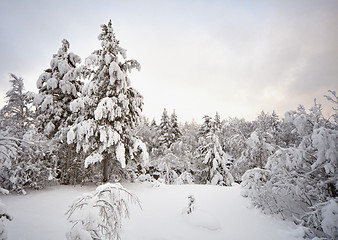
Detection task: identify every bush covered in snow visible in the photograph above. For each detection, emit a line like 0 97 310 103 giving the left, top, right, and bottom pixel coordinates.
175 171 194 185
0 189 12 240
66 183 141 240
0 132 52 193
241 94 338 239
0 74 53 193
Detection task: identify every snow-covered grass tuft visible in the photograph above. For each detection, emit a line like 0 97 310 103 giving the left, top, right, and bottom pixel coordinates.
66 183 141 240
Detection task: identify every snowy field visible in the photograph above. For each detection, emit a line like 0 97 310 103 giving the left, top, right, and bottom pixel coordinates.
2 183 304 240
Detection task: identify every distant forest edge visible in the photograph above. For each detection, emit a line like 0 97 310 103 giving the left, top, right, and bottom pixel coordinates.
0 20 337 239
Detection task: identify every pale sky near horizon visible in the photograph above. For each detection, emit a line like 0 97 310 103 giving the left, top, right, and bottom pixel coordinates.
0 0 337 123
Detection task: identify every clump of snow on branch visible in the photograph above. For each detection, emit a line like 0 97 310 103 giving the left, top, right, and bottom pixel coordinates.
133 138 149 167
84 152 103 169
320 199 338 238
116 143 126 169
311 127 338 174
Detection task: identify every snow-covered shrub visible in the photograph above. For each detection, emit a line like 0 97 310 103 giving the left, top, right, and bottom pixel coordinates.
0 74 52 193
136 174 152 182
302 199 338 239
241 97 338 238
241 168 285 215
320 199 338 238
186 195 195 214
0 133 52 194
241 168 271 198
0 190 12 240
165 169 179 185
66 183 141 240
135 174 162 187
182 194 221 231
233 130 274 179
175 171 194 185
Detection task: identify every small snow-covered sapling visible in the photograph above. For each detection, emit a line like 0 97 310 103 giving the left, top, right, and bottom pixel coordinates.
187 195 195 214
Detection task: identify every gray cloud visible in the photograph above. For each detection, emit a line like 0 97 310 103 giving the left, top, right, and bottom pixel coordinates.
0 0 337 122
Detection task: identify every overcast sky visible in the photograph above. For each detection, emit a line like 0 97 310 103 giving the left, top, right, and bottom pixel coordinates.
0 0 337 123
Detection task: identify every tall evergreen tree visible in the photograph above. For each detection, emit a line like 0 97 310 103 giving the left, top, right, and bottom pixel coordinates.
67 20 147 182
157 108 172 150
197 115 212 138
170 110 181 144
34 39 82 137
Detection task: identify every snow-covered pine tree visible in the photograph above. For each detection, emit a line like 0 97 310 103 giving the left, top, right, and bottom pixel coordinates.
34 39 83 184
0 74 33 135
196 115 233 185
324 90 338 125
198 115 212 138
214 112 221 132
221 118 250 158
232 112 276 179
0 75 51 193
156 108 172 152
170 110 181 144
149 119 159 158
220 118 251 181
67 20 147 182
177 121 199 174
134 117 157 159
35 39 82 137
150 118 157 129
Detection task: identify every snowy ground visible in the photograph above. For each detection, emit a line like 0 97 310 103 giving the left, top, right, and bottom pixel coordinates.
2 183 304 240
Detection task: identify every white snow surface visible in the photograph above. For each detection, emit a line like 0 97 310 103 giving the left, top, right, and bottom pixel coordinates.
1 183 303 240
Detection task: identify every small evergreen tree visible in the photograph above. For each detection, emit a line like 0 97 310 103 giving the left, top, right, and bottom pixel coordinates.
196 115 233 185
0 74 33 134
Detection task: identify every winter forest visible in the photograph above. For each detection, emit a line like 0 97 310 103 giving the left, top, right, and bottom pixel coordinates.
0 19 337 240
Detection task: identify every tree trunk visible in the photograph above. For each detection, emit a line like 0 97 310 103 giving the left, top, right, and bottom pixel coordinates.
103 157 109 182
328 183 337 198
